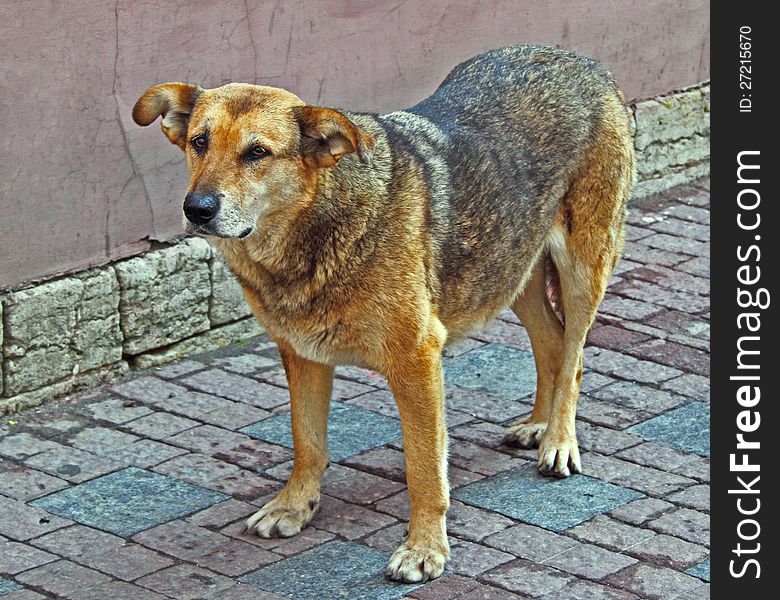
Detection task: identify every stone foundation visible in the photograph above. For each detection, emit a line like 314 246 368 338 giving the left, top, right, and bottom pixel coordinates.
0 84 709 413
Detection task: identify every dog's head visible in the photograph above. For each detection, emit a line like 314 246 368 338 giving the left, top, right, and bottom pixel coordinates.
133 82 375 239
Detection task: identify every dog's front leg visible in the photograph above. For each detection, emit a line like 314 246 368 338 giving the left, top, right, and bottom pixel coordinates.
385 325 450 583
245 340 333 537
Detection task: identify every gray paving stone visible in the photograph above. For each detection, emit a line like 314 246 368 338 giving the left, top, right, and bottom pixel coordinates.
406 574 481 599
577 395 653 429
0 433 64 461
136 564 234 599
213 583 289 599
584 347 683 384
0 496 71 541
609 498 676 526
444 500 514 542
158 390 236 420
181 369 290 409
14 559 111 598
132 519 227 560
123 411 200 439
615 441 696 472
480 559 574 597
152 358 208 380
109 375 189 405
0 578 24 595
584 453 696 497
628 402 709 456
453 463 643 532
0 541 57 575
686 558 710 582
201 402 271 430
186 499 257 529
321 464 405 506
241 403 401 462
661 374 710 402
0 589 47 599
111 439 189 468
24 446 124 483
605 563 703 599
69 426 139 454
483 523 580 561
543 541 638 580
590 381 685 414
668 484 710 512
445 344 537 400
77 396 153 424
65 581 169 600
311 494 396 539
240 540 420 599
30 523 125 558
448 538 514 577
30 466 228 537
83 543 177 581
576 422 643 455
0 464 69 501
165 424 252 455
647 508 709 547
448 440 518 476
627 534 708 570
567 515 657 552
444 384 530 423
539 579 640 599
153 453 277 500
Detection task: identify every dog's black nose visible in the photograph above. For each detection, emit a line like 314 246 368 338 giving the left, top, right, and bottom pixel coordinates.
183 192 220 225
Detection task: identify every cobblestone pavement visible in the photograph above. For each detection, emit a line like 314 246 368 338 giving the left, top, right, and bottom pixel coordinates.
0 181 710 599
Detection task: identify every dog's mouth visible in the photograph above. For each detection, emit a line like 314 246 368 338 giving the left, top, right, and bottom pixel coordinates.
187 223 254 239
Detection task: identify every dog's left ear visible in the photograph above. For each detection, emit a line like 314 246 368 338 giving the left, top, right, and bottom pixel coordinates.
132 83 204 150
294 106 375 168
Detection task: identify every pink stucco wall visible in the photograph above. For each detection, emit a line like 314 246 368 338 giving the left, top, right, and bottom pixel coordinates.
0 0 709 289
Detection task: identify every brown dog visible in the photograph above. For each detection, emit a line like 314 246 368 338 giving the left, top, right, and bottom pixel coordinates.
133 45 634 582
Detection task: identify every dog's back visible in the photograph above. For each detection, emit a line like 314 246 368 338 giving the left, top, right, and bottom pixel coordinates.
351 45 633 336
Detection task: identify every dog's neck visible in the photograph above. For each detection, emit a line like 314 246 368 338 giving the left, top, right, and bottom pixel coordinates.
214 143 389 296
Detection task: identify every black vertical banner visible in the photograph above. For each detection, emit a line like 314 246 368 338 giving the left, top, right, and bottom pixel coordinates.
711 4 776 598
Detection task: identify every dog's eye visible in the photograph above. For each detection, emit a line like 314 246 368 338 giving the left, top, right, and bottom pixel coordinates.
191 134 207 152
246 145 269 161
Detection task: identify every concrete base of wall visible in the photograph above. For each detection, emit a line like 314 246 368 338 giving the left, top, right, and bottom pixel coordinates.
0 84 709 414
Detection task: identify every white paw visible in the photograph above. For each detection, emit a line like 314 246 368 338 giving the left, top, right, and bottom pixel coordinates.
386 540 448 583
537 434 582 478
243 495 319 538
504 419 548 449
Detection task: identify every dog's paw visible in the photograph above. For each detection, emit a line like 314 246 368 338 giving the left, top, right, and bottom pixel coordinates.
537 433 582 478
243 494 319 538
503 419 548 449
386 540 449 583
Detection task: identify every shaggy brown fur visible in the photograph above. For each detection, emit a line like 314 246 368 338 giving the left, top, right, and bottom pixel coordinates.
133 45 635 583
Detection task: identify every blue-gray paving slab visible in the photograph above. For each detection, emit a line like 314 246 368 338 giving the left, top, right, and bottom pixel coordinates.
240 403 401 462
240 540 420 599
0 578 23 595
686 559 710 582
628 402 710 456
453 463 644 532
29 467 228 537
445 343 537 399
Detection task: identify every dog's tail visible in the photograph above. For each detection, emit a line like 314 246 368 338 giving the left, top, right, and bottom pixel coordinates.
544 252 565 326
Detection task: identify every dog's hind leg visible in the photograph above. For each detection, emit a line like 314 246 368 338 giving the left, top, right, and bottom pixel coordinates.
536 101 633 478
244 340 333 537
504 259 564 448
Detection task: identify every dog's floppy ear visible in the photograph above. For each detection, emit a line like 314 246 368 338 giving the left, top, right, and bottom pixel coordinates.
293 106 375 168
132 83 204 150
